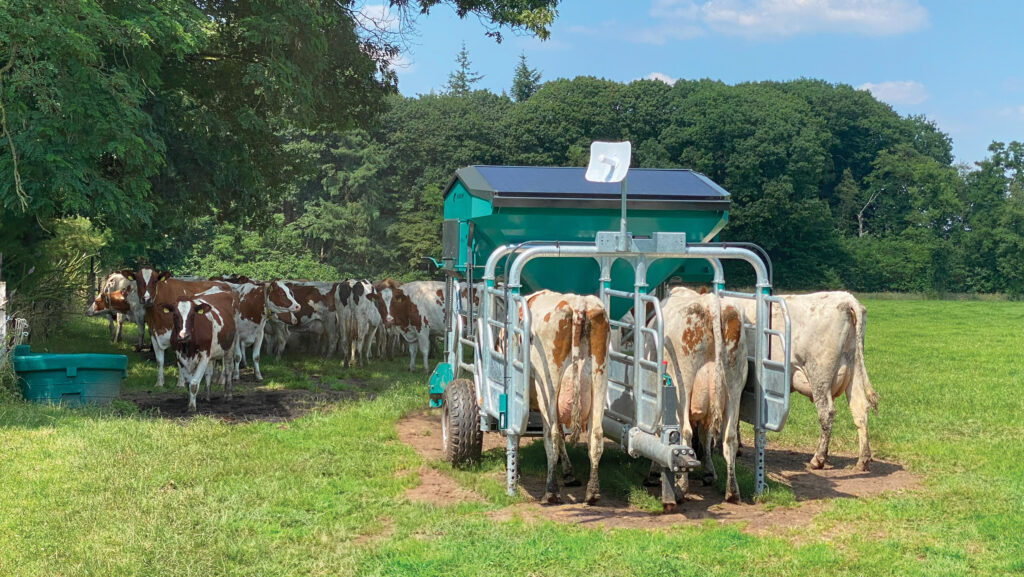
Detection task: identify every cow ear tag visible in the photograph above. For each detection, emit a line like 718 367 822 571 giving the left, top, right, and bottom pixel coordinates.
197 308 205 315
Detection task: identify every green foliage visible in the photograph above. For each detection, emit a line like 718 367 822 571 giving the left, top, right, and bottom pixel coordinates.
444 42 484 96
511 52 542 102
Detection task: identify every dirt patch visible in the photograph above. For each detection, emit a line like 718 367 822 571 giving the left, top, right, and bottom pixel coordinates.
405 466 486 506
123 372 372 423
396 410 919 535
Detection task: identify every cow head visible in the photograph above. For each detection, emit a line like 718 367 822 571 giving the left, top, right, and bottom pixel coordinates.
107 287 133 314
266 280 301 314
383 287 420 331
376 279 403 327
86 293 108 317
121 267 170 307
170 297 215 346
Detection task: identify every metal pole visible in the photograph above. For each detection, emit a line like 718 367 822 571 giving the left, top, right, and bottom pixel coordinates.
618 179 628 251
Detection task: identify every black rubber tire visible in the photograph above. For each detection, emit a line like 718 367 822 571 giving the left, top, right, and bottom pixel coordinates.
441 378 483 466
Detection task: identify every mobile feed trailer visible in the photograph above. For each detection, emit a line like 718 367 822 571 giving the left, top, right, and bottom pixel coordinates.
426 163 793 507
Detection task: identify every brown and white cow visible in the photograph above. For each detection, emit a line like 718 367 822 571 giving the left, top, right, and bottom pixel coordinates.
221 279 300 380
724 291 878 471
88 272 147 348
170 287 240 411
522 290 610 505
121 267 231 388
377 279 442 372
657 287 747 502
273 282 338 357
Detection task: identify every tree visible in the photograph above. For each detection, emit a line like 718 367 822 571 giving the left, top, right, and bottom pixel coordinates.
511 53 542 102
445 42 484 96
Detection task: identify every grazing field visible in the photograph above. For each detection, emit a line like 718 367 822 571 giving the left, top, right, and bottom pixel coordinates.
0 299 1021 576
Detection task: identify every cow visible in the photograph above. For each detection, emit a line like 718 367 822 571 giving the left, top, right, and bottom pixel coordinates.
88 272 147 349
273 282 338 357
655 287 747 503
121 267 230 388
520 290 610 505
220 279 300 380
377 279 439 372
723 291 878 471
170 287 240 411
337 279 383 367
367 290 396 360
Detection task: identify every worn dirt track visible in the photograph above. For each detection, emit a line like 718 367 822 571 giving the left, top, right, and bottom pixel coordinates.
397 410 919 534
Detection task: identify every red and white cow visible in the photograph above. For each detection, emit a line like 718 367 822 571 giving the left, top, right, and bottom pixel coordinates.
121 267 230 388
170 287 240 411
521 290 610 505
657 287 747 502
220 279 300 380
272 282 338 357
377 279 445 372
724 291 878 471
88 272 147 348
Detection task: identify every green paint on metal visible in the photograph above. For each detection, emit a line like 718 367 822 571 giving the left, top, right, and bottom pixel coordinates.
498 394 508 430
428 363 453 408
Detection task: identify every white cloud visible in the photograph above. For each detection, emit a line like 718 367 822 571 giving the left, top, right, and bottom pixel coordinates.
354 3 400 32
857 80 929 106
640 0 928 42
646 72 678 84
997 105 1024 121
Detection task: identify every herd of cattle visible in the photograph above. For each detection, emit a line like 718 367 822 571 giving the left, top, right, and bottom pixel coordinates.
86 267 878 505
87 268 456 410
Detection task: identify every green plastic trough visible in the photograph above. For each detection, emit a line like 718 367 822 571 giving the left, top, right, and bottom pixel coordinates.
12 345 127 406
442 166 732 318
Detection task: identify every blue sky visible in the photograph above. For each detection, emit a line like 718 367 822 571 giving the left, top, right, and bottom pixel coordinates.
372 1 1022 167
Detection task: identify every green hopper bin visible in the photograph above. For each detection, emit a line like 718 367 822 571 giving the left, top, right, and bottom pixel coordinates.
441 166 731 318
13 345 127 406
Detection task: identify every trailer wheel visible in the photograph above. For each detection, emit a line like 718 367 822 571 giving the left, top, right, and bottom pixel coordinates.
442 378 483 466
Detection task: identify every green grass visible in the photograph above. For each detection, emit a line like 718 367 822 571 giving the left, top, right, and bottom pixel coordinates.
0 301 1021 576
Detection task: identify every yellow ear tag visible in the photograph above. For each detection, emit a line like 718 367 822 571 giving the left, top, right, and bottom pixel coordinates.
197 309 205 315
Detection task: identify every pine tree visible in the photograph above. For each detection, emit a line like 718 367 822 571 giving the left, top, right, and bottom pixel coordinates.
511 52 542 102
445 42 484 96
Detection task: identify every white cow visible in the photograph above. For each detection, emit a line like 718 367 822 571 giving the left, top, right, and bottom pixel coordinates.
90 272 147 349
724 291 878 471
377 279 445 372
337 279 382 368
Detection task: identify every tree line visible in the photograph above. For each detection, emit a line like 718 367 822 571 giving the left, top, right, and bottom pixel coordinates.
180 70 1023 295
1 4 1021 312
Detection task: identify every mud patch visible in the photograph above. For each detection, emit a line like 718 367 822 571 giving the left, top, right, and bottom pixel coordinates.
405 466 485 505
123 372 373 423
397 410 919 535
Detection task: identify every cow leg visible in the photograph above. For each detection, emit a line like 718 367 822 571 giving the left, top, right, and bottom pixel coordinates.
723 404 741 503
406 339 416 372
113 315 123 343
847 381 873 471
153 337 166 388
252 330 265 382
558 442 580 487
585 395 605 505
542 423 564 504
809 381 836 470
700 424 717 485
135 320 146 351
419 331 430 374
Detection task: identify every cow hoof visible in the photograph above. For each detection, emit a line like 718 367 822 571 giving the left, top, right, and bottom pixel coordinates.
542 492 562 505
809 455 826 470
585 492 601 505
701 473 716 486
725 492 740 504
854 459 871 472
563 475 582 487
662 502 677 514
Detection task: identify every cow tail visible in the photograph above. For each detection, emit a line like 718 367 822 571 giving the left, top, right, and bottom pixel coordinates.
567 302 587 447
709 294 726 441
852 301 879 412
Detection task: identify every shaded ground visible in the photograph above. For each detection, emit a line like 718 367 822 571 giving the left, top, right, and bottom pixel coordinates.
123 371 373 423
397 410 919 534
